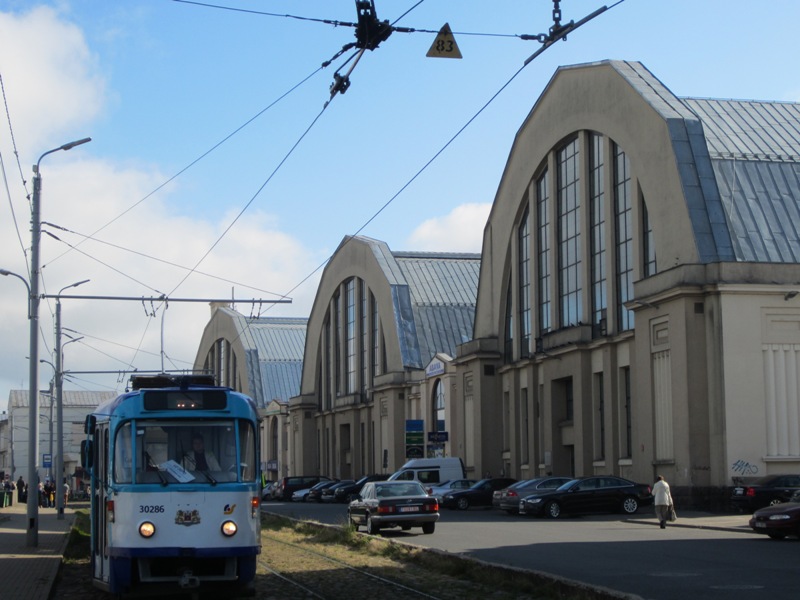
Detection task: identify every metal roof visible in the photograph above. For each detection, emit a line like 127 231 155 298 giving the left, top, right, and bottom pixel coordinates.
353 237 480 369
8 390 116 409
241 315 307 405
606 60 800 264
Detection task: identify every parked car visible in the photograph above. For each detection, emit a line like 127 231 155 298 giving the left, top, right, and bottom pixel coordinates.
519 476 653 518
292 487 313 502
493 477 572 514
321 480 355 503
348 480 439 535
274 475 332 501
334 474 390 503
426 479 477 503
260 480 276 501
748 490 800 539
306 480 340 502
441 478 517 510
731 474 800 512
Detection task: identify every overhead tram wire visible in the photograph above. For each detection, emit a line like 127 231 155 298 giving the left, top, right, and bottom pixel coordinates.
172 0 555 41
257 1 625 318
45 64 324 268
1 73 32 270
42 221 290 299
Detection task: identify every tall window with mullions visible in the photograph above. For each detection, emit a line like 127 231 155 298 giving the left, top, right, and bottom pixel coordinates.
557 139 582 328
614 144 634 331
518 205 531 357
590 133 607 336
537 171 551 335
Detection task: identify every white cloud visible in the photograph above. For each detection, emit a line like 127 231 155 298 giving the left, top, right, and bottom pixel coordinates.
406 202 490 253
0 6 319 410
0 6 105 152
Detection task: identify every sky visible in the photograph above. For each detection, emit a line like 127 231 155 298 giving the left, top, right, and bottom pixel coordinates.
1 0 799 412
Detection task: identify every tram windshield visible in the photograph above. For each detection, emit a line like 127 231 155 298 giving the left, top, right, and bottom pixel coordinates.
113 419 256 485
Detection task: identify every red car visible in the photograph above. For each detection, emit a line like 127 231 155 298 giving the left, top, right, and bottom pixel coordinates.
749 490 800 539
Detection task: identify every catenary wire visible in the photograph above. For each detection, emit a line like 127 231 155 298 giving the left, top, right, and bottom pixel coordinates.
42 221 291 299
0 73 31 270
256 1 625 317
45 65 324 268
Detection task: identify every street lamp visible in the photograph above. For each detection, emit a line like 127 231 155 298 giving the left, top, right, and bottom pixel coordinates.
55 284 87 521
25 136 91 547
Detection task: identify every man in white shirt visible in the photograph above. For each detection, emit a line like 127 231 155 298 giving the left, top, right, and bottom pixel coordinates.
653 475 673 529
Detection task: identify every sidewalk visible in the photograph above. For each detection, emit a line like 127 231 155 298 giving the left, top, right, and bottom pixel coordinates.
0 498 76 600
627 509 753 533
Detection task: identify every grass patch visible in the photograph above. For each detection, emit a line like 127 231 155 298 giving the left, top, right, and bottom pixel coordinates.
260 514 616 600
63 508 91 561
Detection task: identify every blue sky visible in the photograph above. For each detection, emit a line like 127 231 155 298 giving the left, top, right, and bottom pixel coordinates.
1 0 799 410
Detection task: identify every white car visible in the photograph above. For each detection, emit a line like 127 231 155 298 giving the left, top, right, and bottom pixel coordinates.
426 479 477 503
292 487 313 502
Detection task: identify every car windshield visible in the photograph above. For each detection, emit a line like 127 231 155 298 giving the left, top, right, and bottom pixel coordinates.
556 479 580 491
376 483 424 497
470 479 491 489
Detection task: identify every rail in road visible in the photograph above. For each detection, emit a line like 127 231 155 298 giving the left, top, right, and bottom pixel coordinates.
262 499 798 600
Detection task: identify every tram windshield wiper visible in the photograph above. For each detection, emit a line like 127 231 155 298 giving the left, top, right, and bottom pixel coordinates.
199 470 217 486
145 451 169 487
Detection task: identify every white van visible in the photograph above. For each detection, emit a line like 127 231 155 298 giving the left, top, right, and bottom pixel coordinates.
388 457 466 485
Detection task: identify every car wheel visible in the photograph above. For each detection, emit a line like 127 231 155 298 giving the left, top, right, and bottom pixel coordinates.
366 514 380 535
545 501 561 519
768 498 783 507
767 532 786 540
457 497 470 510
422 522 435 534
622 496 639 514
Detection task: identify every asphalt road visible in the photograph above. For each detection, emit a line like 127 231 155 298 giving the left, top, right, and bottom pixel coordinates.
262 500 800 600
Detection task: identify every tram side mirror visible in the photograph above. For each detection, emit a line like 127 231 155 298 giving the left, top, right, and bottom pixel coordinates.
81 440 94 469
84 414 96 435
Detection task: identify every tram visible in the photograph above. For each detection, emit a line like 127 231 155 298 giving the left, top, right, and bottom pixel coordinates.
82 374 261 596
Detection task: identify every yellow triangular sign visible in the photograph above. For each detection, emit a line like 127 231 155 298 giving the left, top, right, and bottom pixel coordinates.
426 23 462 59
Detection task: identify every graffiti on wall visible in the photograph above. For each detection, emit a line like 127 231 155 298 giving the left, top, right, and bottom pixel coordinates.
731 459 759 475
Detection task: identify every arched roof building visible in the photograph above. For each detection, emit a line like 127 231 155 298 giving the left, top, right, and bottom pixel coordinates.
289 236 480 480
459 60 800 506
194 305 307 480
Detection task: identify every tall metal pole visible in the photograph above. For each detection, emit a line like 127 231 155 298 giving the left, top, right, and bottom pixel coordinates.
27 166 42 546
55 282 88 520
26 137 91 547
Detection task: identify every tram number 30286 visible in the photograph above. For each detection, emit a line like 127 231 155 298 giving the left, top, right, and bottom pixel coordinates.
139 505 166 514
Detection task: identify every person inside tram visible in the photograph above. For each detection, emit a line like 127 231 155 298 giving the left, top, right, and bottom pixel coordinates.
182 433 221 472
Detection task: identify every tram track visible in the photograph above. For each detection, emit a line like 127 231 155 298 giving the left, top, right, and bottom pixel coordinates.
257 531 444 600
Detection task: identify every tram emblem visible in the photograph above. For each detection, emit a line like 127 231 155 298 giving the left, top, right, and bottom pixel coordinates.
224 504 236 514
175 509 201 526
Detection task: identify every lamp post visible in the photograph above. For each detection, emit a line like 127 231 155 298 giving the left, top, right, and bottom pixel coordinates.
55 284 87 521
25 136 92 547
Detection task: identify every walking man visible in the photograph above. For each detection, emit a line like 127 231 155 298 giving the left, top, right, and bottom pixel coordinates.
653 475 673 529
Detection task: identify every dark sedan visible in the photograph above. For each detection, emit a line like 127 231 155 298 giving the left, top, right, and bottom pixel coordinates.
493 477 572 513
442 478 517 510
320 480 354 502
306 479 340 502
749 490 800 539
348 481 439 535
333 474 390 503
519 476 653 518
731 474 800 512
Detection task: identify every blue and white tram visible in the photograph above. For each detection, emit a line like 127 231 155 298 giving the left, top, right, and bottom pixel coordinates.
82 374 261 596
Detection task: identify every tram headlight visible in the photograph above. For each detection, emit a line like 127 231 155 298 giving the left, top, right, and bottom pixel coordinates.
139 521 156 538
221 520 238 537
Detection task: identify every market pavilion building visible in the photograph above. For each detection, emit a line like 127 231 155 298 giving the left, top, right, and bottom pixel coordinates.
199 60 800 508
458 60 800 506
